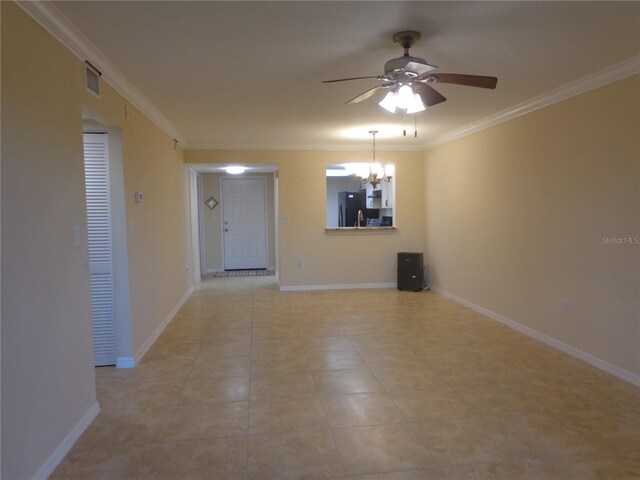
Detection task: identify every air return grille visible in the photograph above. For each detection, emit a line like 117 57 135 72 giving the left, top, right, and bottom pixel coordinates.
84 61 101 97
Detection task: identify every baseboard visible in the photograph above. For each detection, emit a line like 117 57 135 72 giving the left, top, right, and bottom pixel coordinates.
207 268 275 274
133 285 194 364
31 401 100 480
115 357 134 368
431 286 640 387
280 282 396 292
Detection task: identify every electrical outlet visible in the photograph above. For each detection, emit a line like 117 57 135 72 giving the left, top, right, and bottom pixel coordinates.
560 298 571 314
296 260 304 270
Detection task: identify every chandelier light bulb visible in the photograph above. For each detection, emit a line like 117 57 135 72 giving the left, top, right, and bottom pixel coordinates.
384 164 395 177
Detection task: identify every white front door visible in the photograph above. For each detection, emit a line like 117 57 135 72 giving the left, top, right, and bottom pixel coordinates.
83 132 116 366
222 177 267 270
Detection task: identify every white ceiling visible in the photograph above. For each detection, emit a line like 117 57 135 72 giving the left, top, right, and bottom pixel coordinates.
52 1 640 149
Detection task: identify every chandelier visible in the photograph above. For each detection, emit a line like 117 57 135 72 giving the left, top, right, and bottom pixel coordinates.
350 131 394 188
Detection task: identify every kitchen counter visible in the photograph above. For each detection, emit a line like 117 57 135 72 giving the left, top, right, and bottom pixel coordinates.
325 226 398 234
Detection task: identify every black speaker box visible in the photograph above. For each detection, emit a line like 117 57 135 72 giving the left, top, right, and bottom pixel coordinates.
397 252 424 292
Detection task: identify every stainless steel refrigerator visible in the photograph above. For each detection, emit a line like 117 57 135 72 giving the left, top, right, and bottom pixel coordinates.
338 191 377 227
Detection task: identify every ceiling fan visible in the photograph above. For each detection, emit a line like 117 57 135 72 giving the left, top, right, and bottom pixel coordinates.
322 31 498 112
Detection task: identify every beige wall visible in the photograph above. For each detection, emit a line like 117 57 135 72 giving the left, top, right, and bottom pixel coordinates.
424 75 640 378
187 150 425 288
201 172 276 272
1 4 193 478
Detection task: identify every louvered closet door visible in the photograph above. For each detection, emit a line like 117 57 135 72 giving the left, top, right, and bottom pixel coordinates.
83 132 116 366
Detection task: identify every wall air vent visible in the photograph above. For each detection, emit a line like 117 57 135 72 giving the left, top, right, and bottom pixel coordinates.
84 61 102 98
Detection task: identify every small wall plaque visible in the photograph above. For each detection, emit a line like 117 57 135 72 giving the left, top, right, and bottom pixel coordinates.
205 197 218 209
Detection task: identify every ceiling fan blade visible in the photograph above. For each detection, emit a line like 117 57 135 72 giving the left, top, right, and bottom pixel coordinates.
346 85 391 104
426 73 498 89
413 83 447 107
322 76 380 83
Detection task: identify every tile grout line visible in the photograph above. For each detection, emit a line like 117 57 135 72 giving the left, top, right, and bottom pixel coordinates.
307 316 349 476
245 281 258 478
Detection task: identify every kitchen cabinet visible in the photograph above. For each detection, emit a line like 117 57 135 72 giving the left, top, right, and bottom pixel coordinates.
365 183 382 208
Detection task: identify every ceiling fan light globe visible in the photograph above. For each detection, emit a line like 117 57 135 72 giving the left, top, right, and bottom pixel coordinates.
406 93 426 113
395 85 415 109
378 92 397 113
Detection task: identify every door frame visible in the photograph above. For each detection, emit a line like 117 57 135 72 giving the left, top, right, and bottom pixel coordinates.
197 174 207 275
188 168 203 284
186 164 279 281
220 175 269 271
83 117 133 368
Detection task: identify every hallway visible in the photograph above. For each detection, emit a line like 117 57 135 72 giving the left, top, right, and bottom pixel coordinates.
52 277 639 479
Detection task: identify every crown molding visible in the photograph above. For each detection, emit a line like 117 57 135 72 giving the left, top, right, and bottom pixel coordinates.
424 56 640 150
16 1 184 145
16 0 638 154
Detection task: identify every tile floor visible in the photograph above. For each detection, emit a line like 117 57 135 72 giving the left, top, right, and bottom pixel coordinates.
52 276 640 479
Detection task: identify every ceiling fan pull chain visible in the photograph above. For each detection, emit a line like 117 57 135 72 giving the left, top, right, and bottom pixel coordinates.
414 114 418 137
403 110 407 136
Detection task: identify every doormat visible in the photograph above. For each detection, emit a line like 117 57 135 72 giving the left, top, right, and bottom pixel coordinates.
210 270 275 277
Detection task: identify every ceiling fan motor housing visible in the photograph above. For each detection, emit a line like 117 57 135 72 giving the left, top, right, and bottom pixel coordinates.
384 55 431 76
